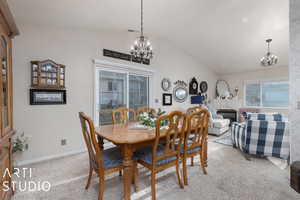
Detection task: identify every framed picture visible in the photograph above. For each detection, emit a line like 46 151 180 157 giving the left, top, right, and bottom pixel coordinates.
30 89 67 105
162 93 172 106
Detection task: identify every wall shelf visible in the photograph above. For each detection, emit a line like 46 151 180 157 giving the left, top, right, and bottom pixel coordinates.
31 59 65 89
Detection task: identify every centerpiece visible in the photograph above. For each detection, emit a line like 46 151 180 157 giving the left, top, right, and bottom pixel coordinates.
138 108 168 128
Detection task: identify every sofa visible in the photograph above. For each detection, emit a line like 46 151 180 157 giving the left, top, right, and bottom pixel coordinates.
205 105 230 136
231 113 289 160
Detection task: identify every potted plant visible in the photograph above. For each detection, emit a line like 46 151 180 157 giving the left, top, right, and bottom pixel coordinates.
12 132 29 167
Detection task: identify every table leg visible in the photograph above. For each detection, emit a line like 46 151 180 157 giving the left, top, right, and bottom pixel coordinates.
122 144 134 200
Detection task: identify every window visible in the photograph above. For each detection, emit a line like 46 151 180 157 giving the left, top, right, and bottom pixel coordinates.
245 80 289 108
94 61 153 126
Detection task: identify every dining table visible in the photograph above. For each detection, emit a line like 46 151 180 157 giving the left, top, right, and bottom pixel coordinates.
95 122 160 200
95 121 208 200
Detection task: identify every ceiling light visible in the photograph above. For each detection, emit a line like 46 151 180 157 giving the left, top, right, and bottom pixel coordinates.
260 39 278 66
130 0 153 60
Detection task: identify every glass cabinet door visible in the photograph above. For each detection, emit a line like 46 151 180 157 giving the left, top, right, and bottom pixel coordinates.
1 35 10 133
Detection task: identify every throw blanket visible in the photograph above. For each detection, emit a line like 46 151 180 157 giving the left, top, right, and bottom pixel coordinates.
231 119 289 160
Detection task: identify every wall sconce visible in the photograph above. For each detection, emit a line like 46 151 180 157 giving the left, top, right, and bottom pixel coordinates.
228 87 239 99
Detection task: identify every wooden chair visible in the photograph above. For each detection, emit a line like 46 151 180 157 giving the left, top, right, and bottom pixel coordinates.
112 107 129 124
186 105 204 166
79 112 138 200
135 111 186 200
186 106 202 114
136 106 156 118
182 109 209 185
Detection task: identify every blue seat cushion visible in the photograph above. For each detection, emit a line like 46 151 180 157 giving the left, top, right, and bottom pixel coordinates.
92 147 137 170
102 147 123 170
181 141 201 154
135 145 177 166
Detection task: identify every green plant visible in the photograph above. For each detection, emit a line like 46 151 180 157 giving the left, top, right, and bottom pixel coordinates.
12 133 28 154
139 110 168 128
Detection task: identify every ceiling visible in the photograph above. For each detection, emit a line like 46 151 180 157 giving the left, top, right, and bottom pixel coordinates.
8 0 288 75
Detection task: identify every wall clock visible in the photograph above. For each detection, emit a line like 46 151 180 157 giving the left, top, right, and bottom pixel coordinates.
200 81 208 93
161 78 171 91
189 77 198 94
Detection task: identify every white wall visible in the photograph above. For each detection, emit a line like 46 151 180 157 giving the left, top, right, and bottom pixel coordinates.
219 66 289 114
290 0 300 162
13 25 218 164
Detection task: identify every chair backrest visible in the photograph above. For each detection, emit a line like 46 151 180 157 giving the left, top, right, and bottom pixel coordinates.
185 109 210 152
246 112 287 122
152 110 186 165
136 106 156 117
112 107 129 124
186 106 202 115
79 112 104 170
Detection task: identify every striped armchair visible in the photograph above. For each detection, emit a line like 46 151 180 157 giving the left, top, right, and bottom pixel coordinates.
231 113 289 160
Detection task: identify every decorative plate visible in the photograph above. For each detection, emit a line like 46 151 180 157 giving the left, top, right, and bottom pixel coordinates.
200 81 208 93
161 78 171 91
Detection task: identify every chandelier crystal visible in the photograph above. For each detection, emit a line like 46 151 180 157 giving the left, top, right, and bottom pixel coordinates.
130 0 153 60
260 39 278 66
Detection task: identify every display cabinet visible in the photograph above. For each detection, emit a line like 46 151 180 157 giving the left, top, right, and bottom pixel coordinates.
31 60 65 88
0 0 19 200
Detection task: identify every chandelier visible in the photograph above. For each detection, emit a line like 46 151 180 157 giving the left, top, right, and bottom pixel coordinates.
130 0 153 60
260 39 278 66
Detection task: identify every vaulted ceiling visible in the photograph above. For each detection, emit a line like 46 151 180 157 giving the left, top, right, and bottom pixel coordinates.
9 0 288 75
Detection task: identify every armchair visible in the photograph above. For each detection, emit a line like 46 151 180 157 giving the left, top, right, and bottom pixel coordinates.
232 113 289 160
206 105 230 136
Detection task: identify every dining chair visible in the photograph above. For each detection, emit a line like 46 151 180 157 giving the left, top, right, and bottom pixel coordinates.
185 105 204 166
112 107 138 124
186 106 202 114
135 110 186 200
79 112 138 200
112 107 129 124
182 109 209 185
136 106 156 118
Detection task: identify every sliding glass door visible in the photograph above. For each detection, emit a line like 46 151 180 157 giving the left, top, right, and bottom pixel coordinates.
98 70 127 125
129 75 149 109
96 69 150 125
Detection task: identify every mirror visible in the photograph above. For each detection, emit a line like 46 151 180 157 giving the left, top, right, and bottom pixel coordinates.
216 80 231 99
173 86 188 102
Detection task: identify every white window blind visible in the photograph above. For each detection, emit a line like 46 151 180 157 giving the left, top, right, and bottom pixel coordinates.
245 80 289 108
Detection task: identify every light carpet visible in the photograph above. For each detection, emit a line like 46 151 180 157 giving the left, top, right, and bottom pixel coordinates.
12 138 299 200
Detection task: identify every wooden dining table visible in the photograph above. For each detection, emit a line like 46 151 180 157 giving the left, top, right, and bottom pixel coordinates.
95 121 207 200
95 123 160 200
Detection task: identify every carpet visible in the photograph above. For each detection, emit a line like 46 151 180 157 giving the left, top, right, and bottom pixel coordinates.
213 134 232 146
12 141 299 200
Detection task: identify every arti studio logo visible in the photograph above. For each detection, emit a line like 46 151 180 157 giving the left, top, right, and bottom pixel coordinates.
2 168 51 192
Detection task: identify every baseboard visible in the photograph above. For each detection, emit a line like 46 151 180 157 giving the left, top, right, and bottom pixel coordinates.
15 149 87 167
15 143 115 167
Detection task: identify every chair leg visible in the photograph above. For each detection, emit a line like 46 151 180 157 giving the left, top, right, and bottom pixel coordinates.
85 166 93 189
182 157 188 186
199 150 207 175
98 174 105 200
204 141 208 167
151 171 156 200
132 162 139 192
176 159 184 188
191 156 194 166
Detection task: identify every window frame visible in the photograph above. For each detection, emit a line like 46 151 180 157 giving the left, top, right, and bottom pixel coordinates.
93 59 154 125
244 78 289 109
